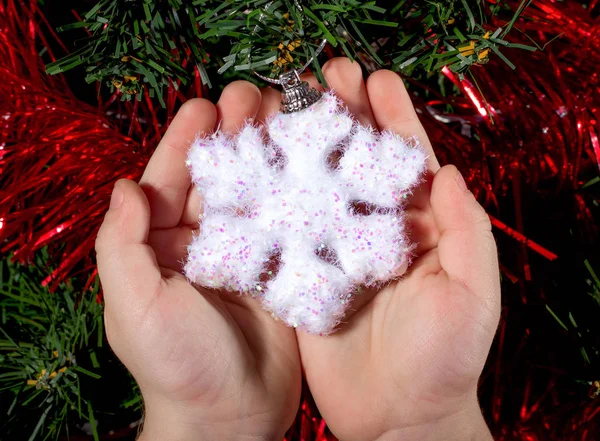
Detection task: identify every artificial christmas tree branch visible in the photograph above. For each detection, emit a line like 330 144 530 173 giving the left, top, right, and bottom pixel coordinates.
0 256 104 441
46 0 534 105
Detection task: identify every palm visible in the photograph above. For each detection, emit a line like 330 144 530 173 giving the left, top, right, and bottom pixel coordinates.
97 85 302 438
292 60 500 441
115 260 299 429
298 248 496 441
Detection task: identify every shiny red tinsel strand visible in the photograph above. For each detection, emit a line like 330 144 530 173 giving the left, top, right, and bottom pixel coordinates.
1 0 599 440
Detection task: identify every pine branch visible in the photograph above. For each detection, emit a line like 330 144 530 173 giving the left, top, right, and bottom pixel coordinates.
0 256 104 441
46 0 535 105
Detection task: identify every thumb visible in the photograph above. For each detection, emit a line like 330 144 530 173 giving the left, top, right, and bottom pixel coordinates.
96 179 162 318
430 165 500 312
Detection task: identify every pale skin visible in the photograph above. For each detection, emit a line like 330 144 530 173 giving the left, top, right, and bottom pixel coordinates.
95 58 500 441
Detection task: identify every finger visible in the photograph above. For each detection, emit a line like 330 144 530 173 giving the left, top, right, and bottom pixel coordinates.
181 185 203 226
140 99 217 229
431 165 500 311
96 180 163 317
300 71 324 91
182 82 262 226
216 80 262 133
256 87 282 124
406 206 440 256
405 247 442 279
404 170 440 256
147 227 194 272
366 70 440 172
406 169 435 211
322 57 375 126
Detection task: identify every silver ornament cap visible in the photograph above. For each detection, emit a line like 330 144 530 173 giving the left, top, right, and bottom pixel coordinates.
280 70 322 113
252 40 327 113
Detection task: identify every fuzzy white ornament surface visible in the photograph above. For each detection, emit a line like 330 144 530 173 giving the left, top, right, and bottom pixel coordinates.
185 92 426 335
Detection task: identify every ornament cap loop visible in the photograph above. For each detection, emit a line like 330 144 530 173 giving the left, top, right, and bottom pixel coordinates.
280 70 322 113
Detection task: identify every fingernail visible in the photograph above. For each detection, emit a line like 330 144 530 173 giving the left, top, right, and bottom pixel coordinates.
109 183 124 210
455 169 469 192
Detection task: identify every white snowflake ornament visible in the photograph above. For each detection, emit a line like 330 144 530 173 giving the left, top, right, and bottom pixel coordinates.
185 91 426 335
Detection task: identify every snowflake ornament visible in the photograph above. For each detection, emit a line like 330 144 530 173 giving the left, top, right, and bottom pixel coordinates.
185 92 426 335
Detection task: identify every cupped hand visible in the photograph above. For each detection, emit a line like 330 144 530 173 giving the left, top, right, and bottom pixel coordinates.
288 59 501 441
95 82 301 441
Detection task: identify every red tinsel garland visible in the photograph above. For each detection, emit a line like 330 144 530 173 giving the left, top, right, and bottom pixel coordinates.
0 1 159 290
1 0 599 440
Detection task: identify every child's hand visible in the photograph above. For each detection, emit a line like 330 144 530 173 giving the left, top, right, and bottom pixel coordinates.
287 59 501 441
95 82 301 441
